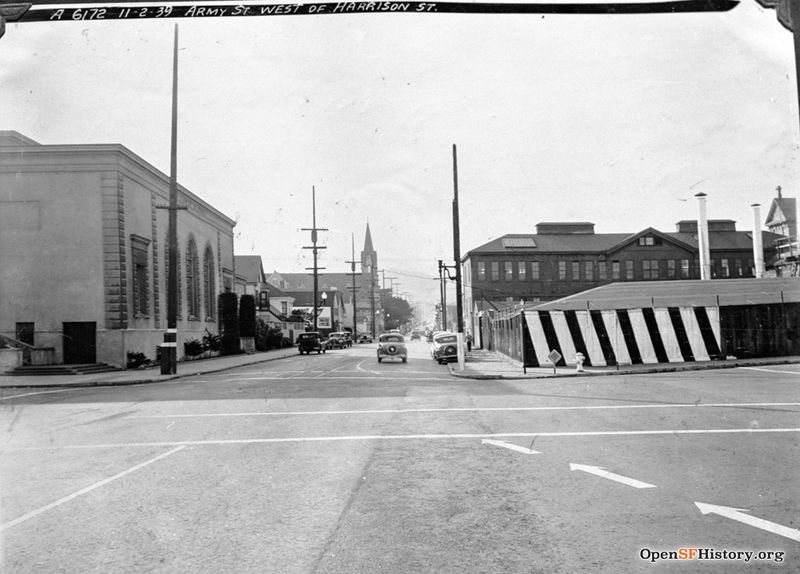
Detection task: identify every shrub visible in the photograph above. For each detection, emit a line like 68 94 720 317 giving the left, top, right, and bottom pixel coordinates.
202 329 221 353
239 294 257 338
255 318 285 351
126 351 149 369
218 292 241 355
184 338 203 357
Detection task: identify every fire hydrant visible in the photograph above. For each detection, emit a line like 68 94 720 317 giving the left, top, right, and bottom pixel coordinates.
575 352 585 373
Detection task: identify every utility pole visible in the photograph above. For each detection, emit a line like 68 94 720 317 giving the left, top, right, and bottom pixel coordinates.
452 144 465 369
158 24 187 375
369 264 376 338
302 186 327 332
438 260 448 331
345 233 358 340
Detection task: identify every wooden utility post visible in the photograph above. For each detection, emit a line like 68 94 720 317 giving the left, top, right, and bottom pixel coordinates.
346 233 359 340
158 24 186 375
452 144 465 369
302 186 327 332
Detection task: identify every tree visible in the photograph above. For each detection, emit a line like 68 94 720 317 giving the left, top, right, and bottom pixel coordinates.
239 294 256 338
383 296 414 330
218 292 240 355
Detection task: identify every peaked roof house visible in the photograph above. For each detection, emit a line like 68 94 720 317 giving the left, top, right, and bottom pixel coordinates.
765 187 798 276
234 255 266 296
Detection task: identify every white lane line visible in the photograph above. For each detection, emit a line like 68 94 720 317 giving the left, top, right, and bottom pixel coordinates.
126 402 800 419
482 439 541 454
695 502 800 543
356 360 381 375
187 375 452 382
570 463 657 489
0 446 186 531
0 388 91 401
8 428 800 452
740 367 800 376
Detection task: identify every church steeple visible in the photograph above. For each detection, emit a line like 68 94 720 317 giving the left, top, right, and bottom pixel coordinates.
360 223 377 274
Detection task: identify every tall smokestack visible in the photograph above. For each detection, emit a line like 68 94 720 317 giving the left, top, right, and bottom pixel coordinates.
752 203 764 278
695 192 711 280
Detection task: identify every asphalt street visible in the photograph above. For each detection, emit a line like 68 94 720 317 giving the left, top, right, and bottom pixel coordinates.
1 339 799 573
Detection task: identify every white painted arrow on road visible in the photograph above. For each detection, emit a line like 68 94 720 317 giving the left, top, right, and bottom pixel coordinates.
695 502 800 542
481 439 540 455
569 463 657 489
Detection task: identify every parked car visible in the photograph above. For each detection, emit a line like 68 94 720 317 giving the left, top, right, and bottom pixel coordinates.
296 331 326 354
357 334 373 344
431 332 458 364
377 333 408 363
327 332 352 349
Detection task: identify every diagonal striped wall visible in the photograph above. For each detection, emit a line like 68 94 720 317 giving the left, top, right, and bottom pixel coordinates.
523 306 722 366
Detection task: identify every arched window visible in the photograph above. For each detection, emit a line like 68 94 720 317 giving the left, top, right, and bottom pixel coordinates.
203 245 216 319
186 237 200 318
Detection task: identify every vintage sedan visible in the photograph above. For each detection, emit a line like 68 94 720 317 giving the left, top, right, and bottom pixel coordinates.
377 333 408 363
326 332 350 349
431 332 458 364
296 331 326 355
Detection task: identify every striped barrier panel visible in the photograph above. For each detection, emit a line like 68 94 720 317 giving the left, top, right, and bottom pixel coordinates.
522 307 722 366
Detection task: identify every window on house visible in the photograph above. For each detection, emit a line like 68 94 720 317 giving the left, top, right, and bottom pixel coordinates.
186 237 200 319
638 236 654 246
203 245 216 319
131 235 150 317
558 261 567 280
504 261 513 281
746 259 754 277
625 260 634 280
281 301 288 315
531 262 540 280
518 262 526 281
477 262 486 281
680 259 690 278
643 260 659 280
612 261 620 280
572 261 580 281
598 261 607 281
667 260 676 279
720 258 730 278
734 259 742 277
491 262 499 281
584 261 593 281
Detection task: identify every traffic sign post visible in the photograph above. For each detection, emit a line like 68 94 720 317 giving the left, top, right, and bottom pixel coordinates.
547 349 562 375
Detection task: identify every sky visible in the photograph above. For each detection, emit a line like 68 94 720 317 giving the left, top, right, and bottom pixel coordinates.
1 1 798 320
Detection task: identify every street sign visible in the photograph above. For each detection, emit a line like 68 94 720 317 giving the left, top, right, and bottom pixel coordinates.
548 349 562 364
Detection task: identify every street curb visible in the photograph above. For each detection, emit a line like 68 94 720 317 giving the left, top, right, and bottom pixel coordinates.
0 351 298 389
447 358 800 380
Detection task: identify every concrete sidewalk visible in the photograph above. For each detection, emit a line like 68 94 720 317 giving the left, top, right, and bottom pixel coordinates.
449 349 800 380
3 346 798 388
0 347 300 388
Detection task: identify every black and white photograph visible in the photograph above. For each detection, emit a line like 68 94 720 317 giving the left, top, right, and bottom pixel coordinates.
1 0 799 570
